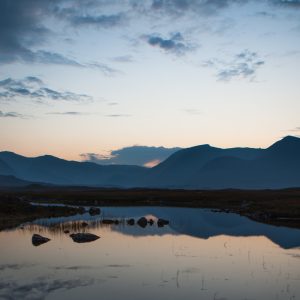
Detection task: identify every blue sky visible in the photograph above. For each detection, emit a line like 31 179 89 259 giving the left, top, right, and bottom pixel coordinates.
0 0 299 161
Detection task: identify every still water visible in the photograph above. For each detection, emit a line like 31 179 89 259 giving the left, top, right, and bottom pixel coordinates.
1 207 300 300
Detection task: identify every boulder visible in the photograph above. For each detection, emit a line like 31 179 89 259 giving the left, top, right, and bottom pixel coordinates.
64 230 70 234
82 222 88 227
137 217 147 228
148 219 154 226
70 233 100 243
127 218 135 225
32 234 51 246
157 218 169 227
89 207 101 216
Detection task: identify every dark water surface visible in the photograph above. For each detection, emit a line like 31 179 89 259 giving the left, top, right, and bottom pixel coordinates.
1 207 300 300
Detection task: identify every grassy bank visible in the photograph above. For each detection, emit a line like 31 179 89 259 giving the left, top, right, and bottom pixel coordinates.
0 194 85 231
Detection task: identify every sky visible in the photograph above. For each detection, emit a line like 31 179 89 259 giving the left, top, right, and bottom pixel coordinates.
0 0 300 163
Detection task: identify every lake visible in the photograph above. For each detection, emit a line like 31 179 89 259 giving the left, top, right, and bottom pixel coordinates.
0 206 300 300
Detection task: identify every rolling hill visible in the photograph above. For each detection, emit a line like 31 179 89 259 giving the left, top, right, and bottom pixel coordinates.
0 136 299 189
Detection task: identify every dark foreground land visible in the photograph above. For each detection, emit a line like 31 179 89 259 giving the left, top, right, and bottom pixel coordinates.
1 186 300 230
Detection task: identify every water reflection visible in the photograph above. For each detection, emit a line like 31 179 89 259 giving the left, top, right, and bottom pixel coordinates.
24 206 300 249
1 207 300 300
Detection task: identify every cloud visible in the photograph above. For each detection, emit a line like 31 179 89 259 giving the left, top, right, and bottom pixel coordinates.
0 1 119 74
203 50 265 81
111 55 134 63
47 111 89 116
0 111 29 119
86 62 120 76
0 76 92 103
106 114 130 117
145 32 195 55
150 0 234 16
270 0 300 7
70 13 125 27
288 126 300 132
80 146 182 166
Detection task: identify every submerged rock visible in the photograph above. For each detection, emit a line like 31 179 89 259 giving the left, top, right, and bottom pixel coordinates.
148 219 154 226
102 219 119 225
102 219 115 224
32 234 51 246
157 218 169 227
82 222 88 227
70 233 100 243
89 207 101 216
127 218 135 225
137 217 147 228
64 230 70 234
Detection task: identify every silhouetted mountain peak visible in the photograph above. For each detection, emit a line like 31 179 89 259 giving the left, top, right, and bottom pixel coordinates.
266 135 300 157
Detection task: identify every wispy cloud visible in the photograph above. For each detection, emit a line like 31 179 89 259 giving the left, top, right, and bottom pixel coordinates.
106 114 131 117
70 13 125 28
203 50 265 81
288 126 300 132
111 55 134 63
0 111 29 119
183 109 202 115
46 111 90 116
144 32 195 55
0 77 92 103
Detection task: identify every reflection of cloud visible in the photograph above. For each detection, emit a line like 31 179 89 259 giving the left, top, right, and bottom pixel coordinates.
0 77 92 103
0 277 95 300
0 264 35 271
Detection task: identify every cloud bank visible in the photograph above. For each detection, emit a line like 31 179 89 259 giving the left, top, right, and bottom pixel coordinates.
80 146 182 167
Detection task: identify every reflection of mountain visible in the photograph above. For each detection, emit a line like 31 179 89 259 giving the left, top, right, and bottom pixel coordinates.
1 136 300 189
30 207 300 249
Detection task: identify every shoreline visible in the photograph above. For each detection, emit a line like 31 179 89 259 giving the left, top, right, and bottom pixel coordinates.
1 187 300 230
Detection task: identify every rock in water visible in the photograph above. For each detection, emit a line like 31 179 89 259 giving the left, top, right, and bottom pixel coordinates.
157 218 169 227
127 218 135 225
32 234 51 246
102 219 115 224
70 233 100 243
89 207 101 216
137 217 148 228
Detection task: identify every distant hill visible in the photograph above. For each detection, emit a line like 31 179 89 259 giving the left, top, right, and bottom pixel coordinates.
0 136 299 189
0 158 14 176
0 152 147 187
0 175 33 187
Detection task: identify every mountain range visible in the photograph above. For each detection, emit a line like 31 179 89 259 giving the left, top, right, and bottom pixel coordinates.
0 136 299 189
